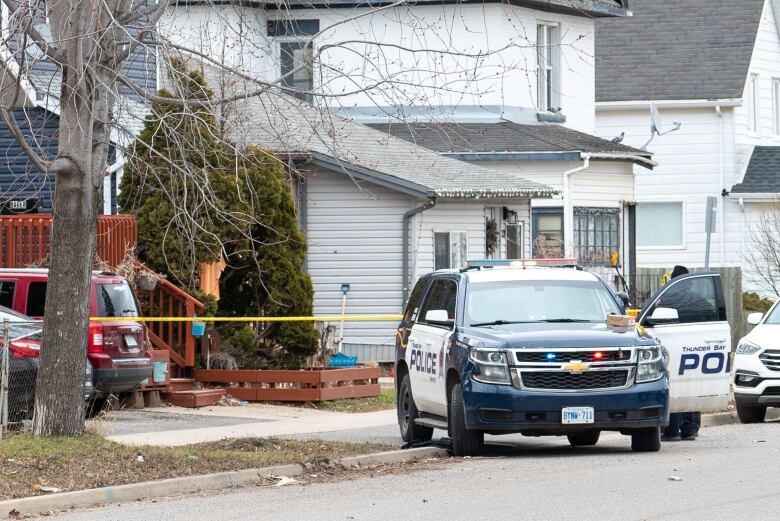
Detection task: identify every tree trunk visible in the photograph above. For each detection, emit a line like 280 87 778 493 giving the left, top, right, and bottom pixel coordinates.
32 19 114 435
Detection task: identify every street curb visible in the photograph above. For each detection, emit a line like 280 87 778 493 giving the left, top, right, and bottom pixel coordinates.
701 408 780 427
0 446 447 519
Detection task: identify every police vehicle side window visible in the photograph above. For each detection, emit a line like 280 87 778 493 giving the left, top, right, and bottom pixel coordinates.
418 279 457 325
655 277 719 324
403 278 429 323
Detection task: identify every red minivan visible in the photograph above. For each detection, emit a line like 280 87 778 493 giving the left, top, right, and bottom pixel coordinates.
0 269 152 399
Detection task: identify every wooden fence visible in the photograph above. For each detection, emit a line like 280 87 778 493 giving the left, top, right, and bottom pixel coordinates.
635 267 744 348
0 214 137 268
193 367 381 402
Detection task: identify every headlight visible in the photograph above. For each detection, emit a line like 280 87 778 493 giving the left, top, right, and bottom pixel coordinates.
736 340 762 355
636 345 664 383
470 349 511 385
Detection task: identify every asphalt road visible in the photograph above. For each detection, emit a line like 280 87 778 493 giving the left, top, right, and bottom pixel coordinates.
39 421 780 521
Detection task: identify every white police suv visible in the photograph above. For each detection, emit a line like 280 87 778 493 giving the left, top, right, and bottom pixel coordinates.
395 265 730 456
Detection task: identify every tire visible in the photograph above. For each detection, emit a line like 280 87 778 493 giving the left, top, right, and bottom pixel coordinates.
736 403 767 424
631 427 661 452
567 430 600 447
397 374 433 443
449 382 484 456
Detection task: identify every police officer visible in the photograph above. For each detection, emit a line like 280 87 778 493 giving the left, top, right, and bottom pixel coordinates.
661 265 702 442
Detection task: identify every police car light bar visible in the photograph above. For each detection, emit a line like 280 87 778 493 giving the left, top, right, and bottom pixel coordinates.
466 258 580 268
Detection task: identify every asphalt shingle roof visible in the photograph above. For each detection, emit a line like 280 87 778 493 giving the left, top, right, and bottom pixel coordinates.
595 0 765 102
732 146 780 194
225 92 556 199
366 121 650 158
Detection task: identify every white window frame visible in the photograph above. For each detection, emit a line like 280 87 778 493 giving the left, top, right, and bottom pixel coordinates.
773 78 780 137
433 231 468 270
275 38 315 101
748 73 760 134
635 200 687 250
536 22 561 113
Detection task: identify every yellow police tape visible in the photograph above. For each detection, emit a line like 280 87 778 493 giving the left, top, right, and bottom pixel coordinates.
88 314 404 322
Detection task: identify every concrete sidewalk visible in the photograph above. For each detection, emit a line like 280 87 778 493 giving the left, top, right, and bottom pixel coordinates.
99 404 397 446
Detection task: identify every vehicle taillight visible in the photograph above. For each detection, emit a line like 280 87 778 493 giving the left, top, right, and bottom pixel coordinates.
88 323 104 354
9 340 41 359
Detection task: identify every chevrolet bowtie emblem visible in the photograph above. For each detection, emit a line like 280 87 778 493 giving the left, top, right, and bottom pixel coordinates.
562 361 590 374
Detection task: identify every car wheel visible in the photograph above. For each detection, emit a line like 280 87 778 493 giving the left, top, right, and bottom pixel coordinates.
449 382 483 456
631 427 661 452
736 403 767 424
397 374 433 443
567 430 600 447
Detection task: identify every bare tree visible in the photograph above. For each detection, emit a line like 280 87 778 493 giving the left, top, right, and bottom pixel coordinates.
745 203 780 298
0 0 597 436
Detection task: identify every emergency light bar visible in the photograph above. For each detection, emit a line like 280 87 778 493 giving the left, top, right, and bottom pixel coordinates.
466 258 580 268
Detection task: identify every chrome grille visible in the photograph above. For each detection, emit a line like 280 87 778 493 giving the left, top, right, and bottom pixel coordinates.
520 369 630 391
759 350 780 372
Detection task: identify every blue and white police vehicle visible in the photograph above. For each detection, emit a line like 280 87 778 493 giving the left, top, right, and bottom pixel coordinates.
395 265 730 456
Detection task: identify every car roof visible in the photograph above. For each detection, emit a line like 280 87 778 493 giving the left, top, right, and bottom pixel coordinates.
0 268 128 282
436 266 601 284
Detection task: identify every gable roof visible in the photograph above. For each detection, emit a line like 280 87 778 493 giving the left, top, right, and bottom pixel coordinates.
226 93 556 199
366 121 654 167
731 146 780 194
595 0 765 102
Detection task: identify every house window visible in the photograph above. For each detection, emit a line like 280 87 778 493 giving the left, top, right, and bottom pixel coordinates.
532 209 563 258
280 41 314 102
573 208 620 266
636 202 684 248
434 232 468 270
537 23 560 112
748 73 760 133
773 79 780 136
506 222 524 260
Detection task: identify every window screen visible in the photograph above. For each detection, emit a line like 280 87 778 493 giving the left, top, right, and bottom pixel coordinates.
636 202 683 247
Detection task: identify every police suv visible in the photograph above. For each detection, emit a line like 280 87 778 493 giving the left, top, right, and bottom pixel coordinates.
395 265 730 456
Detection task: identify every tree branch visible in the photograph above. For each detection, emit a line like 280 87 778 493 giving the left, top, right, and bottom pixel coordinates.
0 107 74 174
1 0 66 64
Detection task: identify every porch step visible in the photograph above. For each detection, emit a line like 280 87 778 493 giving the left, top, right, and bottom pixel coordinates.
168 378 196 392
163 388 226 408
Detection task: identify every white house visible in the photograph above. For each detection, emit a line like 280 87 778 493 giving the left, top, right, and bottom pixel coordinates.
160 0 646 357
595 0 780 294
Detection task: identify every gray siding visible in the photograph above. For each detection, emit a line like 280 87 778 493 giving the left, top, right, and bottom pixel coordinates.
305 167 415 346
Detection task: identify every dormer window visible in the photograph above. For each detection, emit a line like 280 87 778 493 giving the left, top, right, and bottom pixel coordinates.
537 23 561 112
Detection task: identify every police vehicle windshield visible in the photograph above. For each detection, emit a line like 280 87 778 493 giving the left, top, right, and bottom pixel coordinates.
467 280 621 327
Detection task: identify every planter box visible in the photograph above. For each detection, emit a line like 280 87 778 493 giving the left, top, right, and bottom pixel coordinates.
193 366 381 402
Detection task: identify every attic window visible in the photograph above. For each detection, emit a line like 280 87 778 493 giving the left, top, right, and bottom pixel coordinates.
748 73 760 133
537 23 561 113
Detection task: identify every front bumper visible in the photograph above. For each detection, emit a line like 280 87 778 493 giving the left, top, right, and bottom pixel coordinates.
732 353 780 403
93 366 152 394
463 377 669 433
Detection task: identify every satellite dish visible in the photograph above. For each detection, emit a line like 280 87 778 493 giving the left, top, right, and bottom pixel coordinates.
642 102 682 150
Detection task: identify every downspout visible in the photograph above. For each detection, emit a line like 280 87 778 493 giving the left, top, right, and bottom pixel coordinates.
402 198 437 305
563 154 591 258
716 105 726 265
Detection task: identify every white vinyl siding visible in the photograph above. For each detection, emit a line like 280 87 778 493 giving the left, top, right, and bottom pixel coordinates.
305 168 412 345
636 201 684 248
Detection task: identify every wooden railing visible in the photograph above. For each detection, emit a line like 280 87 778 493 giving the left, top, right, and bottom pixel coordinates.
0 214 137 267
138 264 205 375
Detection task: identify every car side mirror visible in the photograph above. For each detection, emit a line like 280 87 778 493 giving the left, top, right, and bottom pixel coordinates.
615 291 630 308
747 312 764 326
648 307 679 325
425 309 451 324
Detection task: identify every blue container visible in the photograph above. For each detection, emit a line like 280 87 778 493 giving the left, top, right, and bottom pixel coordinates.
328 353 358 367
153 361 168 383
192 321 206 337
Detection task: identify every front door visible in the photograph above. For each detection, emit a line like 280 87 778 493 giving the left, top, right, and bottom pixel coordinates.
639 273 731 413
407 278 456 415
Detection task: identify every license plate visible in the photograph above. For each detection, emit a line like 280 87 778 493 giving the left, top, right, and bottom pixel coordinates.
561 407 594 424
124 335 138 349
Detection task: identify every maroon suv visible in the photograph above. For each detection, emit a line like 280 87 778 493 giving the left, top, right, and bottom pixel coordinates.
0 269 152 396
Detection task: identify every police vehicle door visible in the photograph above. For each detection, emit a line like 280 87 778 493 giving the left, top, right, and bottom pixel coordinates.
639 273 730 413
407 278 456 415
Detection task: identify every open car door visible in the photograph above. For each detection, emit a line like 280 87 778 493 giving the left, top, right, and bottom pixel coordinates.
639 272 730 413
